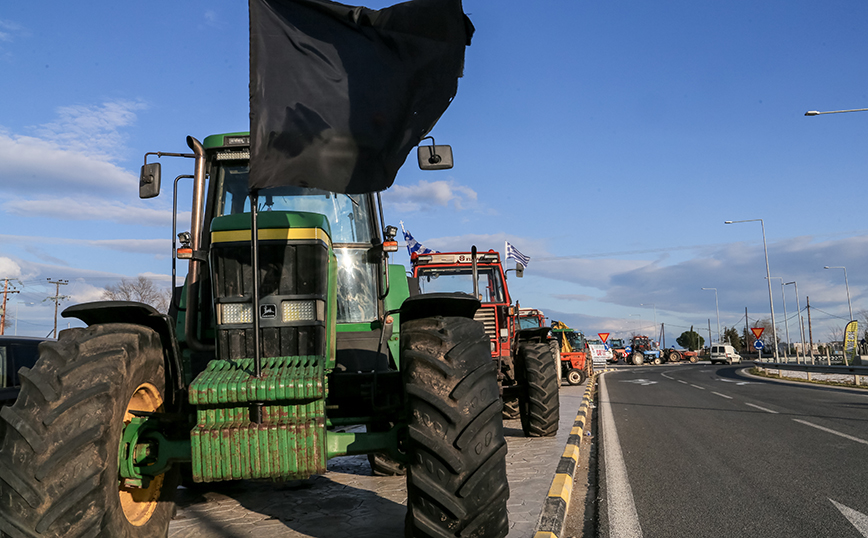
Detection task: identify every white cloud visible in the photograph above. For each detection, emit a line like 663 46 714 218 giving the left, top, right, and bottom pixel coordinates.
33 101 146 160
384 179 478 212
0 131 137 195
0 19 27 43
0 100 147 196
68 281 107 304
0 257 22 279
0 234 169 256
3 198 175 227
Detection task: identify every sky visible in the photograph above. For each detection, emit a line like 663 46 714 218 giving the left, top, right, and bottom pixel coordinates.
1 0 868 347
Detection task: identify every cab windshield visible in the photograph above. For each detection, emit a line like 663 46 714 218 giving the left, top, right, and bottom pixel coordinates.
416 266 506 303
214 163 374 244
518 316 542 329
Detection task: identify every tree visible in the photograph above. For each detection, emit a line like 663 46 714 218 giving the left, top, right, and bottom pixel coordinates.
103 276 171 313
722 326 743 352
676 328 704 351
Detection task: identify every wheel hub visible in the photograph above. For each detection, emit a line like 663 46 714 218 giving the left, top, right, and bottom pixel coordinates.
119 383 165 526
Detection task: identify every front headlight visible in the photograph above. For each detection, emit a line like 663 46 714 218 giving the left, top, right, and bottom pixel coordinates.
281 300 317 322
221 303 253 324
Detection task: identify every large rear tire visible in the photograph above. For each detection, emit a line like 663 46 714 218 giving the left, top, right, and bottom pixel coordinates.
402 316 509 538
515 342 560 437
631 351 644 365
0 323 179 538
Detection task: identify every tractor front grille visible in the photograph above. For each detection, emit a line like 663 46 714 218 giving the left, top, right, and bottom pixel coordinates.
211 240 328 361
474 306 498 342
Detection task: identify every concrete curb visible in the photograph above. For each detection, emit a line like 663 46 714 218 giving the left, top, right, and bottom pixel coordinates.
532 374 597 538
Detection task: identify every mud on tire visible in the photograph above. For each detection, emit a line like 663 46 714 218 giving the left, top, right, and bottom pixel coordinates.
515 342 560 437
0 323 179 538
402 316 509 538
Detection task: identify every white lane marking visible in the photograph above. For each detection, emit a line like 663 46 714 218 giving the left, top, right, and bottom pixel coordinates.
712 392 733 399
660 373 674 380
745 402 779 414
718 378 754 385
690 384 705 390
620 379 657 386
600 375 644 538
794 420 868 446
678 380 688 385
830 499 868 537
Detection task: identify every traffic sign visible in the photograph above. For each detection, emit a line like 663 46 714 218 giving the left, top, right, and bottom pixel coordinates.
750 327 765 339
753 340 764 350
598 332 610 343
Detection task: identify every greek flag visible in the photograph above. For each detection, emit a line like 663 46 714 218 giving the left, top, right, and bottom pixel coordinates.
505 241 530 268
401 222 437 256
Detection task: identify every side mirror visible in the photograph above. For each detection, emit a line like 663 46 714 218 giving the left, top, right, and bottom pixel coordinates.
417 144 453 170
515 265 524 278
139 162 161 199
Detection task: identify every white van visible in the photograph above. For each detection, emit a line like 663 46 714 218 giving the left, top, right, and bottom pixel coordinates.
710 344 741 365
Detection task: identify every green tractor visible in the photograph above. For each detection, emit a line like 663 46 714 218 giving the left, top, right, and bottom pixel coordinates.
0 133 509 538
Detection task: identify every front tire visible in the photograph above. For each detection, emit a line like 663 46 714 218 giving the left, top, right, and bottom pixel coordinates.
549 339 561 383
0 323 179 538
566 368 585 386
516 342 560 437
402 316 509 538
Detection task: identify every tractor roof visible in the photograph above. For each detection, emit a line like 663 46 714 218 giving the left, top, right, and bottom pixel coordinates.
412 250 501 267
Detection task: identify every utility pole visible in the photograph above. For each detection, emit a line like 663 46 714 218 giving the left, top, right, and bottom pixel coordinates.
806 296 814 360
46 279 70 339
0 278 20 336
708 319 712 355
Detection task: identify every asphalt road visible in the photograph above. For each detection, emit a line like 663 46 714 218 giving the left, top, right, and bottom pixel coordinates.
597 363 868 538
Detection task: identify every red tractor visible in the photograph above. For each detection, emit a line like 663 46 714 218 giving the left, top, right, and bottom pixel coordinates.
411 248 560 436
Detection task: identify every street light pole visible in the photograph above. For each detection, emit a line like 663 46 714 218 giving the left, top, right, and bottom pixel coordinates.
805 108 868 116
824 266 853 321
785 281 808 364
700 288 721 344
766 277 789 361
725 219 778 361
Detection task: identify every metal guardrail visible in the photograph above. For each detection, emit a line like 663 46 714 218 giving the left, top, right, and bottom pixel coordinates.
751 361 868 376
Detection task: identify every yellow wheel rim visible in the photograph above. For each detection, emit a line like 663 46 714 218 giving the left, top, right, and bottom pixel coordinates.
119 383 166 526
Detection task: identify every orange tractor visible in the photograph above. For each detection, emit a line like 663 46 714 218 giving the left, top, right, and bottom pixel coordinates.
551 321 593 385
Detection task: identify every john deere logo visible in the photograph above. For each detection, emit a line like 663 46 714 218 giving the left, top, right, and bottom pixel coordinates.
260 304 276 319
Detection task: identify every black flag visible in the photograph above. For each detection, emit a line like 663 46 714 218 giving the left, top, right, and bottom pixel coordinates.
249 0 473 194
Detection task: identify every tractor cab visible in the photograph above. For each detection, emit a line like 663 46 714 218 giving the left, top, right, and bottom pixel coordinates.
517 308 546 329
411 250 512 359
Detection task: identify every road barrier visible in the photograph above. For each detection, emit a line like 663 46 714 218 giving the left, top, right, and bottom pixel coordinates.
752 361 868 386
